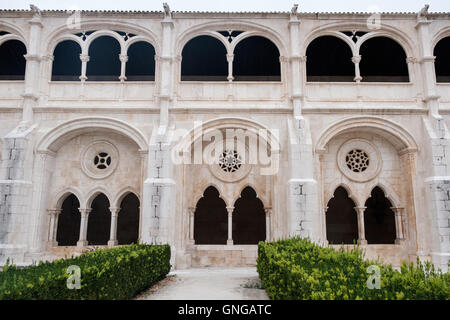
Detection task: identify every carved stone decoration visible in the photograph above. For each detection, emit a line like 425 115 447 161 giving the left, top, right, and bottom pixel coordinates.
81 140 119 179
208 142 251 183
337 139 382 182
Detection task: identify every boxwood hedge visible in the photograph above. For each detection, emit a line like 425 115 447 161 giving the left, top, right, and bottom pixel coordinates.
0 244 170 300
257 237 449 300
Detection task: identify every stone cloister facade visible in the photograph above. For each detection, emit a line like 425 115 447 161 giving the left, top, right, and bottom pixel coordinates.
0 5 449 271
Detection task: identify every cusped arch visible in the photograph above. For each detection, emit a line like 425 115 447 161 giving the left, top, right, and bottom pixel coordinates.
36 116 148 154
85 187 112 209
192 183 229 208
113 187 141 208
315 116 418 154
326 182 361 208
52 187 85 210
364 181 403 209
232 182 267 208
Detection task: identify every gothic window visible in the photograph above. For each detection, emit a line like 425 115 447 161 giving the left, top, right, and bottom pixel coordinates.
232 187 266 244
364 187 396 244
56 194 81 246
326 187 358 244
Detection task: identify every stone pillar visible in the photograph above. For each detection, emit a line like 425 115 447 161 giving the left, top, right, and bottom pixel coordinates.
226 54 234 82
119 54 128 82
47 208 61 247
188 207 195 245
352 55 362 82
226 206 234 245
354 206 367 245
391 207 405 244
264 207 272 242
158 11 174 127
79 54 89 82
288 11 303 119
21 11 43 124
108 207 120 247
77 208 91 247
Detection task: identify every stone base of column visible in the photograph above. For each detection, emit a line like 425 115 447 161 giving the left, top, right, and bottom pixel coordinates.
47 240 58 248
187 239 195 246
108 240 118 247
227 239 234 245
395 238 406 245
76 240 88 247
357 239 368 245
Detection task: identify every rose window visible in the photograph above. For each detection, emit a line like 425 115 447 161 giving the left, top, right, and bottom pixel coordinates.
94 152 111 170
345 149 369 173
218 150 242 173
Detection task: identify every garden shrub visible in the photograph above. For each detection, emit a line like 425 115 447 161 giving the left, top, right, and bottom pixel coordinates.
0 244 170 300
257 237 449 300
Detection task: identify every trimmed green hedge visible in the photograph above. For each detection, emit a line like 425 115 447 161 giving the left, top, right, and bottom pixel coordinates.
0 244 170 300
257 237 450 300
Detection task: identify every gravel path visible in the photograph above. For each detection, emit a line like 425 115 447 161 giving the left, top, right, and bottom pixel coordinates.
135 267 269 300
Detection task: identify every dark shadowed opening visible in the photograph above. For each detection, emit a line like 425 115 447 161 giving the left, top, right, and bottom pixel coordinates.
126 41 155 81
306 36 354 82
117 193 140 244
364 187 396 244
87 193 111 245
181 35 227 81
87 36 120 81
359 37 409 82
194 186 228 244
0 39 26 80
56 194 81 246
233 36 280 81
326 186 358 244
232 187 266 244
51 40 81 81
434 36 450 83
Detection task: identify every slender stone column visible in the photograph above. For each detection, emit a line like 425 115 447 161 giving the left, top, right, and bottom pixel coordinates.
391 207 405 244
108 207 120 247
354 207 367 245
79 54 89 82
47 209 61 247
226 54 234 82
264 207 272 242
77 208 91 247
188 207 195 245
226 206 234 245
119 54 128 82
352 55 362 82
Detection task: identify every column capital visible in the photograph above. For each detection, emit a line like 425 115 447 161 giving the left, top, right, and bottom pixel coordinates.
354 206 367 213
264 207 272 217
390 207 404 215
79 54 90 62
109 207 121 216
79 208 91 216
351 55 362 64
47 208 62 216
188 207 195 216
119 54 128 62
226 206 234 216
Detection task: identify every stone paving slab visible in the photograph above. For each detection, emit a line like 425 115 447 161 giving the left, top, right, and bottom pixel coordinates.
135 267 269 300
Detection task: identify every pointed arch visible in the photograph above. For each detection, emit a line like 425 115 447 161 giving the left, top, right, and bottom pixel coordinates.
117 192 140 245
56 193 81 246
232 186 266 244
325 186 358 244
87 193 111 245
193 186 228 245
364 186 396 244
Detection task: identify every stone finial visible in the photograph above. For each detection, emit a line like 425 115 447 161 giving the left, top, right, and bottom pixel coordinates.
163 3 172 19
29 4 41 15
418 4 429 19
291 4 299 16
